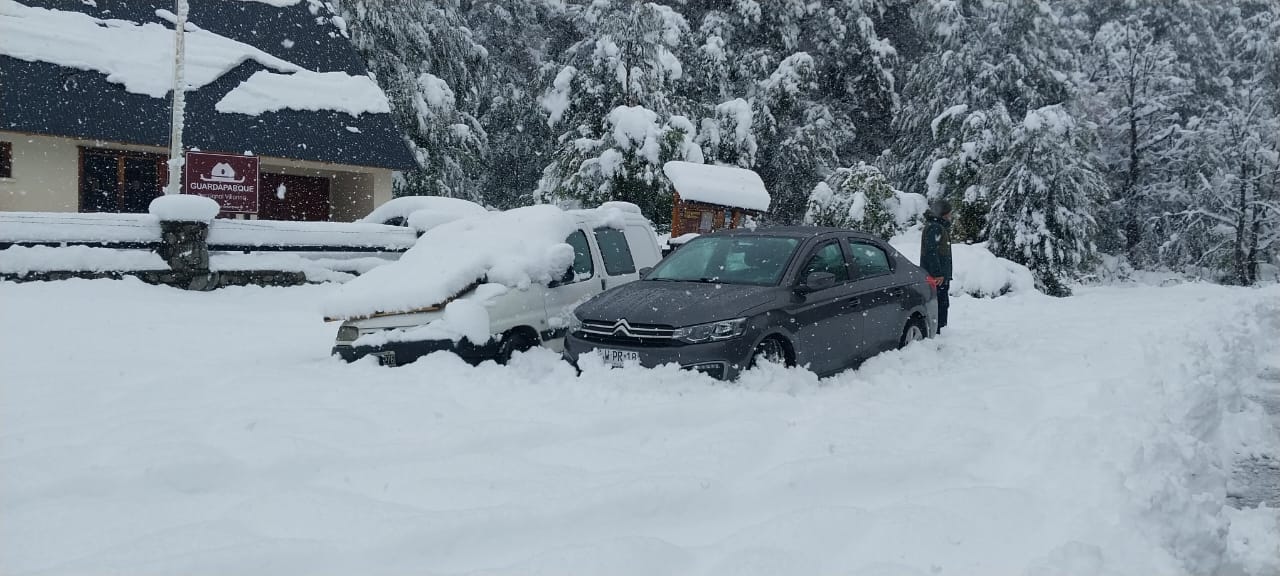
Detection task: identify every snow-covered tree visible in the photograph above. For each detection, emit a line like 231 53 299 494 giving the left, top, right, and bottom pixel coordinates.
337 0 488 200
753 52 840 222
987 105 1104 296
537 105 703 229
804 162 910 239
1085 16 1188 263
1157 1 1279 284
891 0 1073 242
464 0 570 208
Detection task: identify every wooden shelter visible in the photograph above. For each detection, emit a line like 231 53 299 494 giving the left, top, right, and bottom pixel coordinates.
664 161 771 237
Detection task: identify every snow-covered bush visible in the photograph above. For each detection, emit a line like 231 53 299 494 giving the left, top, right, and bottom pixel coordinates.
891 227 1036 298
804 162 923 240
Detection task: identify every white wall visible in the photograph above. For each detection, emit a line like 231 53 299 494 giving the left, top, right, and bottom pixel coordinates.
0 133 80 212
0 131 395 221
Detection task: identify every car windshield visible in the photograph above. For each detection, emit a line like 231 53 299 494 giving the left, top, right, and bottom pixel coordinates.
648 236 800 286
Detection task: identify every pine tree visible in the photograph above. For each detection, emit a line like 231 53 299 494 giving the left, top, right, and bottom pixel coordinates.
804 162 906 239
891 0 1073 242
537 105 702 229
1158 0 1279 285
1083 15 1188 264
336 0 489 200
464 0 572 208
987 105 1103 296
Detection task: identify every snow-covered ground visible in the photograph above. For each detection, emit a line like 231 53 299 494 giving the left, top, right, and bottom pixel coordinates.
1 279 1278 575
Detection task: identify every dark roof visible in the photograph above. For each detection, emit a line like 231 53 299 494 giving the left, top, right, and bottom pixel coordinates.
0 1 416 171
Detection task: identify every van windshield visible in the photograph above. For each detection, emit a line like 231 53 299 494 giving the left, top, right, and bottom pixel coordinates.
648 236 800 286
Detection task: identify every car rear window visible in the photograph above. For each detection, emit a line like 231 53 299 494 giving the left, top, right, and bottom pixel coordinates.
849 242 891 278
594 227 636 276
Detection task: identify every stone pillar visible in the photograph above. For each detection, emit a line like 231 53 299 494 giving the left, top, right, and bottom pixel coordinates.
150 195 221 291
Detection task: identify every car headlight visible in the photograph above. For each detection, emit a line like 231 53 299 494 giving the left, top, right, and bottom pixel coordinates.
672 317 747 343
336 325 359 343
566 312 583 334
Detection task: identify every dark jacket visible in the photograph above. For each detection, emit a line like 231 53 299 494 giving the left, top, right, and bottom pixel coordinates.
920 215 952 278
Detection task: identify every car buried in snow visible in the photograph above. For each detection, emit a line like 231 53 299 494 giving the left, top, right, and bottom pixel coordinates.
563 227 938 380
329 204 663 366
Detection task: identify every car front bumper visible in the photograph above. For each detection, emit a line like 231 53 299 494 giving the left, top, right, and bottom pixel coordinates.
333 337 501 367
562 332 759 380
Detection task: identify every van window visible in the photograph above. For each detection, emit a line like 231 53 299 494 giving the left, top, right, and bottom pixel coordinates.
594 227 636 275
561 230 594 283
623 224 660 267
849 242 891 278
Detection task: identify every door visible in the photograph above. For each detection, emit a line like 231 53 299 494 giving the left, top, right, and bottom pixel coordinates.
122 157 160 213
592 226 637 290
258 173 330 221
785 239 862 374
847 240 905 355
81 152 119 213
542 229 600 348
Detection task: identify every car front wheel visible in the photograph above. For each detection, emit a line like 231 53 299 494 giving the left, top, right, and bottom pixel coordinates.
751 336 790 367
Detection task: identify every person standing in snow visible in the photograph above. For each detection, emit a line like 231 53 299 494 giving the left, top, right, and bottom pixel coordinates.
920 199 953 333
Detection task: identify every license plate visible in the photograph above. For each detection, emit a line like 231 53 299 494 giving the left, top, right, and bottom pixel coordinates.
597 348 640 367
372 351 397 367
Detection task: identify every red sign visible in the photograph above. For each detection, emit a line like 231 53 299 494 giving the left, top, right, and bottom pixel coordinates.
184 151 259 214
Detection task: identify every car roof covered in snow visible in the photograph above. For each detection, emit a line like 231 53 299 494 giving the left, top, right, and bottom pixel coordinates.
0 0 416 171
663 161 771 212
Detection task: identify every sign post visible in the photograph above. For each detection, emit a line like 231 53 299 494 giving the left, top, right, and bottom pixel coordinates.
164 0 189 195
184 151 260 215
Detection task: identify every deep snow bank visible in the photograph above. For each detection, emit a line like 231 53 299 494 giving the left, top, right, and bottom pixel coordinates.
891 227 1036 297
1 280 1277 575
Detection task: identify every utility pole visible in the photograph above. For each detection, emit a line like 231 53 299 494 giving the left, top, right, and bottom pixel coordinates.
165 0 189 195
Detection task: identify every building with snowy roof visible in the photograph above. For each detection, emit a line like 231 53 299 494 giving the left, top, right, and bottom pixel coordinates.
0 0 416 222
663 161 770 237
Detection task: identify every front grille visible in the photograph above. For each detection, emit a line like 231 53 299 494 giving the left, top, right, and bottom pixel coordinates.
577 319 679 347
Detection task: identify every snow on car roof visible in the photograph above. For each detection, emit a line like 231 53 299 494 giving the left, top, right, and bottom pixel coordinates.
323 204 630 321
663 161 771 212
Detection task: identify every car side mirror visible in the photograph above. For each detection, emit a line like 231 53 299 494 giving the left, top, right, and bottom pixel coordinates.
797 271 836 293
549 266 574 288
638 267 653 278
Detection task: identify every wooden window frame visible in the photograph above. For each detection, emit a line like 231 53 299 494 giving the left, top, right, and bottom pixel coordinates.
77 147 168 213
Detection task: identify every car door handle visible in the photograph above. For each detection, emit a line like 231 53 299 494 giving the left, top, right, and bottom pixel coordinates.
886 287 905 297
846 297 861 308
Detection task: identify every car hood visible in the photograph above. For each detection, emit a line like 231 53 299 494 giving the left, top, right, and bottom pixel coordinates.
576 280 782 326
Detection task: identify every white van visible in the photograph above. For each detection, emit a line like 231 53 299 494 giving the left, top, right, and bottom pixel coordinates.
331 204 662 366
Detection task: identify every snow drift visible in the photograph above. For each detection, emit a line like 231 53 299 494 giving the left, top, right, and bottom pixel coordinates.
2 281 1277 575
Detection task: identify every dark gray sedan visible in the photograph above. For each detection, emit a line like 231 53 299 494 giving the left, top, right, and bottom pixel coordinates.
563 227 937 380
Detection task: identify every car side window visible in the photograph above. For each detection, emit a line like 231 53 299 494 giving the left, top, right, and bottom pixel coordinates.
560 230 594 284
849 242 891 279
593 227 636 276
800 241 849 283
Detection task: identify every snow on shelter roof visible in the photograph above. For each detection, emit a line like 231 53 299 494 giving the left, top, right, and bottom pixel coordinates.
663 161 771 212
0 0 415 170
